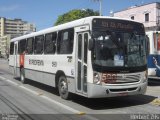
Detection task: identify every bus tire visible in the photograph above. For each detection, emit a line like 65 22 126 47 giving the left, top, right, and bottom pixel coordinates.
58 75 71 99
20 68 26 84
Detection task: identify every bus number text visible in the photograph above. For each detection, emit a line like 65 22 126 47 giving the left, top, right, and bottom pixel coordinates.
101 73 117 83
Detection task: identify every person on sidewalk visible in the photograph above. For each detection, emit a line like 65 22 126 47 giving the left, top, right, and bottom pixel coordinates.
153 57 160 76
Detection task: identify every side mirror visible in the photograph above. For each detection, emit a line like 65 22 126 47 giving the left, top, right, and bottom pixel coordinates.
88 38 94 50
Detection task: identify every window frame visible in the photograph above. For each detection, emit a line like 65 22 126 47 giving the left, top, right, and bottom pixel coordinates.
57 28 74 54
34 35 44 54
145 13 149 22
44 32 57 54
18 39 26 54
26 37 34 55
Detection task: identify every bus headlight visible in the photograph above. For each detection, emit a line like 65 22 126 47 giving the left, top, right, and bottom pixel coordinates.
142 71 148 83
93 72 101 85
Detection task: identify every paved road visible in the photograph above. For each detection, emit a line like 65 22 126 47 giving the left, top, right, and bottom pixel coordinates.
0 58 160 120
0 78 104 120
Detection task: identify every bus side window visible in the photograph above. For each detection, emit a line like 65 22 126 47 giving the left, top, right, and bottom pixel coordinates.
10 42 14 55
57 28 74 54
34 35 44 54
18 39 26 54
44 32 57 54
26 37 34 54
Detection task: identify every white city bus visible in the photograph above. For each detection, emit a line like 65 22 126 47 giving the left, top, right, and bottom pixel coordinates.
146 31 160 79
9 16 148 99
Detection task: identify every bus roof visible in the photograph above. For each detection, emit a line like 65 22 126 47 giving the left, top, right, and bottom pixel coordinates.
11 16 141 42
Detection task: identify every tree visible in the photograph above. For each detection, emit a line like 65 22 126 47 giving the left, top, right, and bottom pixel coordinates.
54 9 99 26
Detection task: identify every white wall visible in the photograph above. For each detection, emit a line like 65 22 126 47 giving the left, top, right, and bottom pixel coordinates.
114 3 158 29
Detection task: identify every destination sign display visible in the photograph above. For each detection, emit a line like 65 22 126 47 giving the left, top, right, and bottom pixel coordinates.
92 18 144 33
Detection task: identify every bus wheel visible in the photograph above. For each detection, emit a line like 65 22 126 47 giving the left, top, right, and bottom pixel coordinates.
58 76 71 99
20 68 26 84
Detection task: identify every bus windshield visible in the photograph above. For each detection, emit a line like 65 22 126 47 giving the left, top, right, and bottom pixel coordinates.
92 31 147 72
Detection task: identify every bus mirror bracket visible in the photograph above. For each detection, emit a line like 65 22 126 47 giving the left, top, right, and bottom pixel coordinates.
89 38 94 50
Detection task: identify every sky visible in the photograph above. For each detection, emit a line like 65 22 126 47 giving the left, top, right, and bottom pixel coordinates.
0 0 159 31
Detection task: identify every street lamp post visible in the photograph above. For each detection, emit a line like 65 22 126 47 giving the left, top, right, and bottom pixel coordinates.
92 0 102 16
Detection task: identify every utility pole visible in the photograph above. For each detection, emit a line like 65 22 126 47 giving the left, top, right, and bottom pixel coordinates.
92 0 102 16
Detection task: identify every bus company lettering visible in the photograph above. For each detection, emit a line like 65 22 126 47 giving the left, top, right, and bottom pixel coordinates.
29 59 44 66
101 73 117 83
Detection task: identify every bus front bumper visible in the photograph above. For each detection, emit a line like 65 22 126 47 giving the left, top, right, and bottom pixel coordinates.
87 82 147 98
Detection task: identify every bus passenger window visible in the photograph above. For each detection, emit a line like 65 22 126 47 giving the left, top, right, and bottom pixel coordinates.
44 32 57 54
26 38 34 54
57 28 74 54
18 39 26 54
10 42 14 55
34 35 44 54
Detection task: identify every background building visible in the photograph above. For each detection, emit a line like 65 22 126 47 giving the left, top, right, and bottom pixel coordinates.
0 17 36 38
0 35 10 58
0 17 36 58
113 2 160 32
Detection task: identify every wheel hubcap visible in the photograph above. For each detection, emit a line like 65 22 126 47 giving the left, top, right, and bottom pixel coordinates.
60 80 67 94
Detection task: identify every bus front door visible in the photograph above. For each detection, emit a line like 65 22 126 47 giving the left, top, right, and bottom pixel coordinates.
76 32 88 94
14 43 18 77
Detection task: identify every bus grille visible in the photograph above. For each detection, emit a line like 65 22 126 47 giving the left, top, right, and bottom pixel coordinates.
109 87 137 92
103 74 141 84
